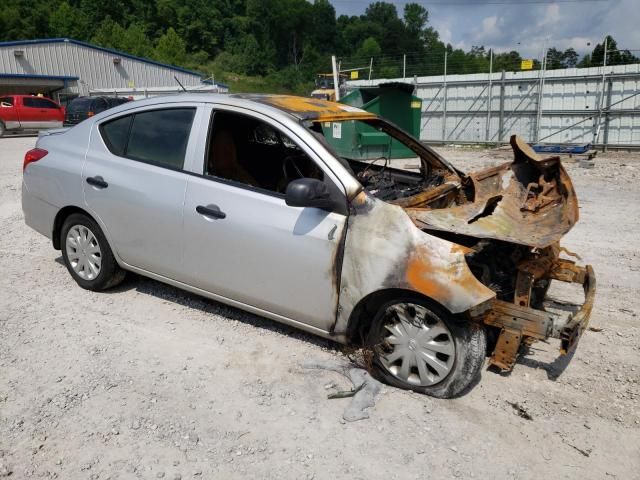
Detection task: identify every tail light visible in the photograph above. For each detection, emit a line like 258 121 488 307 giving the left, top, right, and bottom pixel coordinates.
87 111 95 117
23 148 48 171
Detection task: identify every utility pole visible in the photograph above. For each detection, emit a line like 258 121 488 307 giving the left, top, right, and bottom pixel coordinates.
331 55 340 101
369 57 373 80
442 51 448 142
485 48 493 142
403 54 406 79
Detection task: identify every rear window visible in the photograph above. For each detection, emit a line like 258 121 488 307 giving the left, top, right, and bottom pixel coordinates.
23 97 59 109
99 108 195 170
0 97 14 106
101 115 132 156
66 97 94 114
126 109 195 169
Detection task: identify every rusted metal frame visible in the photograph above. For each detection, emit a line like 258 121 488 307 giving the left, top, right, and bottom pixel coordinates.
391 178 459 208
490 328 522 371
560 265 596 354
484 300 552 339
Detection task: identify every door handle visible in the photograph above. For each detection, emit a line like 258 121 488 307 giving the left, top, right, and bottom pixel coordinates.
196 204 226 219
86 176 108 189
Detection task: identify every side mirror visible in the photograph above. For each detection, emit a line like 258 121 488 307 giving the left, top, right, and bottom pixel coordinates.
285 178 336 211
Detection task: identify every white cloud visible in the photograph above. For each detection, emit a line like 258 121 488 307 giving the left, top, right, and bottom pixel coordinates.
332 0 640 60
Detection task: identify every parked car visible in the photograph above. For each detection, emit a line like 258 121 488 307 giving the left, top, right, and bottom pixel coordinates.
64 96 131 126
21 94 595 398
0 94 65 136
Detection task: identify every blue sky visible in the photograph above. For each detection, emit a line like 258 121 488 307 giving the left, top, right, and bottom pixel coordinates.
330 0 639 59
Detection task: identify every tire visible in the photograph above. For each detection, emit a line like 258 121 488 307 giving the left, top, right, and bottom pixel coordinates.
366 295 486 398
0 121 5 137
60 213 125 291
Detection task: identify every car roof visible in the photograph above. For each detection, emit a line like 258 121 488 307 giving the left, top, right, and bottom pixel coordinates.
101 93 377 123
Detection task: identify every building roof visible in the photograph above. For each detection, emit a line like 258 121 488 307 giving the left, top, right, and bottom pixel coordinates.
0 72 79 81
0 38 213 82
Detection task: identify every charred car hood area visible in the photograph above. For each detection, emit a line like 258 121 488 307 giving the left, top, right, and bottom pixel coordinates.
404 135 579 249
351 135 595 372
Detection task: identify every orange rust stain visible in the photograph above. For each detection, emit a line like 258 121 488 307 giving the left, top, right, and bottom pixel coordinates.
258 95 377 121
406 244 490 304
451 243 473 255
405 246 451 302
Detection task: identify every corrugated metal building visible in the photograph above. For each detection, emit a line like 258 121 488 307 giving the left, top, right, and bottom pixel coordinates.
349 63 640 148
0 38 227 104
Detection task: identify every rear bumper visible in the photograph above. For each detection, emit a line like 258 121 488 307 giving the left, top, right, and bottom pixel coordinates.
22 180 57 240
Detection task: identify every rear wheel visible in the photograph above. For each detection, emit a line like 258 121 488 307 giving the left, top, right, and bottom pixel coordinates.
60 213 125 291
366 296 486 398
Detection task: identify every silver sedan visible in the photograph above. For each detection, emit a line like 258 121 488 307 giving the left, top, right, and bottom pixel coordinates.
22 94 595 397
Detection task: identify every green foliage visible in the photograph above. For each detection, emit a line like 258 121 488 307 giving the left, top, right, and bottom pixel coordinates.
154 27 187 66
2 0 639 94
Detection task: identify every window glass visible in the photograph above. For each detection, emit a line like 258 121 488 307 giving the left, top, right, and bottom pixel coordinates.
0 97 14 106
101 115 132 156
23 97 58 108
126 108 195 169
206 111 323 194
93 98 109 113
66 97 94 114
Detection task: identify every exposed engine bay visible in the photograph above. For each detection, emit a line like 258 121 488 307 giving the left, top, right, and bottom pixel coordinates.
345 135 595 372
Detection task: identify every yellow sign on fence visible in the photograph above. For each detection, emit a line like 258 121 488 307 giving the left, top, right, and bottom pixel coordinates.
521 59 533 70
350 71 359 80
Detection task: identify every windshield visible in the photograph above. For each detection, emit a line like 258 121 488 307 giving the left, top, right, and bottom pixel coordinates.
307 118 456 202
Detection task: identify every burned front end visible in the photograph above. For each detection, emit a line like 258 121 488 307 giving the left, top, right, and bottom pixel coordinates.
398 136 596 371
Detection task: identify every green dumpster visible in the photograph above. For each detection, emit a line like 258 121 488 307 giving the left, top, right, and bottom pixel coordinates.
321 82 422 160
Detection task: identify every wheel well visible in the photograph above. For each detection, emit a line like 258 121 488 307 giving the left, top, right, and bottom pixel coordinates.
346 288 451 345
52 206 93 250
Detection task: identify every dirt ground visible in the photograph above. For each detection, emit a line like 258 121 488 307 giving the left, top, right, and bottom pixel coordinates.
1 136 639 479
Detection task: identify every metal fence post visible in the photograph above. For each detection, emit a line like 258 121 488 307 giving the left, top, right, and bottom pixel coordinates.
603 77 613 151
498 70 506 142
485 49 493 142
442 51 448 142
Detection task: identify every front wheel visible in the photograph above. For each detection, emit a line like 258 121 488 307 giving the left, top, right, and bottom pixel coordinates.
60 213 125 291
366 296 486 398
0 121 6 137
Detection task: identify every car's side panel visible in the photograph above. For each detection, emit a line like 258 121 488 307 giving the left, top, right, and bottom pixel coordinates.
21 125 93 240
82 104 205 279
181 104 348 331
333 192 496 336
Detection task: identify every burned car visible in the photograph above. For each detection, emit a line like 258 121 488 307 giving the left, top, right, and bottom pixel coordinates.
22 94 595 398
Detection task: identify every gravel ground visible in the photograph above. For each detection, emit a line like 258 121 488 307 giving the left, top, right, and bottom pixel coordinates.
1 136 639 479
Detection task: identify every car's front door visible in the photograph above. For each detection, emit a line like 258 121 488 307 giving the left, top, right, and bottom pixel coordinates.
83 104 202 278
181 106 348 331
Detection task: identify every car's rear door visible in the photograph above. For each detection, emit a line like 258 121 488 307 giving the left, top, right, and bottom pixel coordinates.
22 97 62 128
83 103 204 278
180 105 348 331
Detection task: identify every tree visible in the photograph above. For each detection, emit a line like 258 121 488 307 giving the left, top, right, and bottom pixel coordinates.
562 48 578 68
356 37 382 58
49 1 91 39
154 28 187 66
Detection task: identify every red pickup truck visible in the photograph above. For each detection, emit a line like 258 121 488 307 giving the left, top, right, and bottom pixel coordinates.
0 95 65 136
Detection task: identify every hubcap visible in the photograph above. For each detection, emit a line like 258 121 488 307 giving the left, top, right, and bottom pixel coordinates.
379 303 455 387
65 225 102 280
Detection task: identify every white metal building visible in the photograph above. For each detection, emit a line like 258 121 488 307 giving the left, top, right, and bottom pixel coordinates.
349 63 640 148
0 38 228 104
